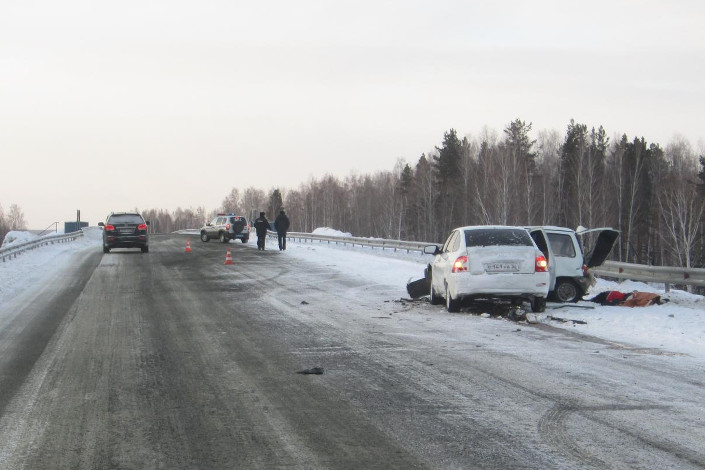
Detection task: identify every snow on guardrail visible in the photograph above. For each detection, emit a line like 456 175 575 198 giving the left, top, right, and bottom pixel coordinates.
285 231 440 253
0 231 85 262
284 232 704 290
592 260 705 289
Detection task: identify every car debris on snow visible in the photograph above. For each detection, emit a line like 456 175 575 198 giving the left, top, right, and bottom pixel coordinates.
405 276 429 299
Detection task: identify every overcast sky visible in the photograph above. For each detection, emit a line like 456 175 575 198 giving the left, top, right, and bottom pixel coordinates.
2 0 704 229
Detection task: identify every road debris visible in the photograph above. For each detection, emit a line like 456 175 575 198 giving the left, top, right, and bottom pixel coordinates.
406 277 429 299
297 367 324 375
547 315 587 325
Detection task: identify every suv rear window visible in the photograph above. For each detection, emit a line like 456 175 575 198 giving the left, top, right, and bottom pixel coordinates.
464 228 533 247
108 214 144 224
547 233 576 257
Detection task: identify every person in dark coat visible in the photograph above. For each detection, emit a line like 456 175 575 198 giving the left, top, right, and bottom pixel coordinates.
253 212 269 251
274 209 290 251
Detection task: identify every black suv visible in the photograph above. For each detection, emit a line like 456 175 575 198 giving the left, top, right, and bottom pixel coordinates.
200 214 250 243
99 212 150 253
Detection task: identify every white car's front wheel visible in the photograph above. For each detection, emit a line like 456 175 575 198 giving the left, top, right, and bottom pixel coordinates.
429 273 442 305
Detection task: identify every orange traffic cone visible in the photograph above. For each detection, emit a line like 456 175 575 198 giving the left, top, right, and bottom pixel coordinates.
224 246 233 265
185 238 192 253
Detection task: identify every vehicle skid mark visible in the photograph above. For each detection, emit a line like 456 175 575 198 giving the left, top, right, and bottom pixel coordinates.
538 404 609 469
538 403 695 469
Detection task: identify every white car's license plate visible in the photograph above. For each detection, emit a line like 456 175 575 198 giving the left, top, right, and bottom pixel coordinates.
484 262 519 272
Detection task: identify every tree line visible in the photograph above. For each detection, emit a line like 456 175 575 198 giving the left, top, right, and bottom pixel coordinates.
0 204 27 245
59 118 705 272
278 119 705 270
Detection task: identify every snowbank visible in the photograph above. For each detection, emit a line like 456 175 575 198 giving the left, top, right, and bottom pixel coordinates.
312 227 353 237
1 230 38 247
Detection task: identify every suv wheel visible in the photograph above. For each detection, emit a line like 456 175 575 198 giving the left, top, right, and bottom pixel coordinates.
219 232 228 243
241 237 249 243
141 246 149 253
554 279 580 303
103 245 110 253
200 232 209 242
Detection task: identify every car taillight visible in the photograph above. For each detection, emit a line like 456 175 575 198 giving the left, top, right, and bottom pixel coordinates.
226 223 231 230
137 223 147 230
452 256 468 273
105 224 115 231
535 254 548 272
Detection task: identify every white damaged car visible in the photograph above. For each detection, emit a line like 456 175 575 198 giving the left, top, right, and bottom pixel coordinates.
424 226 550 313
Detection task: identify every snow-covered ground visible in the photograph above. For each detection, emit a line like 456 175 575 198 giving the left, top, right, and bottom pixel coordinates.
284 230 705 360
0 227 103 301
2 228 704 360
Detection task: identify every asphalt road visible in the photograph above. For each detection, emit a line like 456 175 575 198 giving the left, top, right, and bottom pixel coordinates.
0 234 703 469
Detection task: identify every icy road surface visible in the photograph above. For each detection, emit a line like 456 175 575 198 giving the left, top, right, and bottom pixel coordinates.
0 231 702 469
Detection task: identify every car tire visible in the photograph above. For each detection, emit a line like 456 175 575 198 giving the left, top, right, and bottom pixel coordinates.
446 285 460 313
200 232 209 242
219 232 228 243
554 279 581 303
531 296 547 313
141 246 149 253
429 272 442 305
103 245 110 253
241 237 249 243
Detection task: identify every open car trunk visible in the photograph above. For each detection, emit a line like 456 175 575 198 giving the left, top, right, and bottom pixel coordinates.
580 228 620 268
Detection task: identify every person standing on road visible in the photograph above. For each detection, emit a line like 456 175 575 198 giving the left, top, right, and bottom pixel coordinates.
274 209 290 251
254 212 270 251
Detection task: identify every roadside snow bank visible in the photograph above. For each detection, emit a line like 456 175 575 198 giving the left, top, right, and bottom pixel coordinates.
544 278 705 358
312 227 353 237
1 231 38 247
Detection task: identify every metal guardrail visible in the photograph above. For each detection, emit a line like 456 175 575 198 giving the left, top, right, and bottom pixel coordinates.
179 229 704 290
0 231 84 262
591 260 705 289
287 232 704 289
285 231 440 253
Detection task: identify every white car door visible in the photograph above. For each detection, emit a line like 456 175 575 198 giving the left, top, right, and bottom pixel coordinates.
530 228 557 290
432 230 459 294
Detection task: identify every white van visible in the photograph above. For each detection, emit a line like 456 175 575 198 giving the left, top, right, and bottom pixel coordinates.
526 226 619 302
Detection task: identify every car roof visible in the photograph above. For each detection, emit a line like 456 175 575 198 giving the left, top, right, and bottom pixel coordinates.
453 225 531 231
525 225 575 233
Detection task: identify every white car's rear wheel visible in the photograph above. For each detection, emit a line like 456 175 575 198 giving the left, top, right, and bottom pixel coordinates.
445 285 460 313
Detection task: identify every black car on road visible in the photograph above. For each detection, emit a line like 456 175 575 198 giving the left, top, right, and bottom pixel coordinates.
99 212 150 253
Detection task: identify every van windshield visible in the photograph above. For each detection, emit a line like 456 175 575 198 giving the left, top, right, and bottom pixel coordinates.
464 229 533 247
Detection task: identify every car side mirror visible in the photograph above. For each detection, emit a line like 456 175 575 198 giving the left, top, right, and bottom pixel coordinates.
98 222 104 227
423 245 440 256
146 221 151 225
